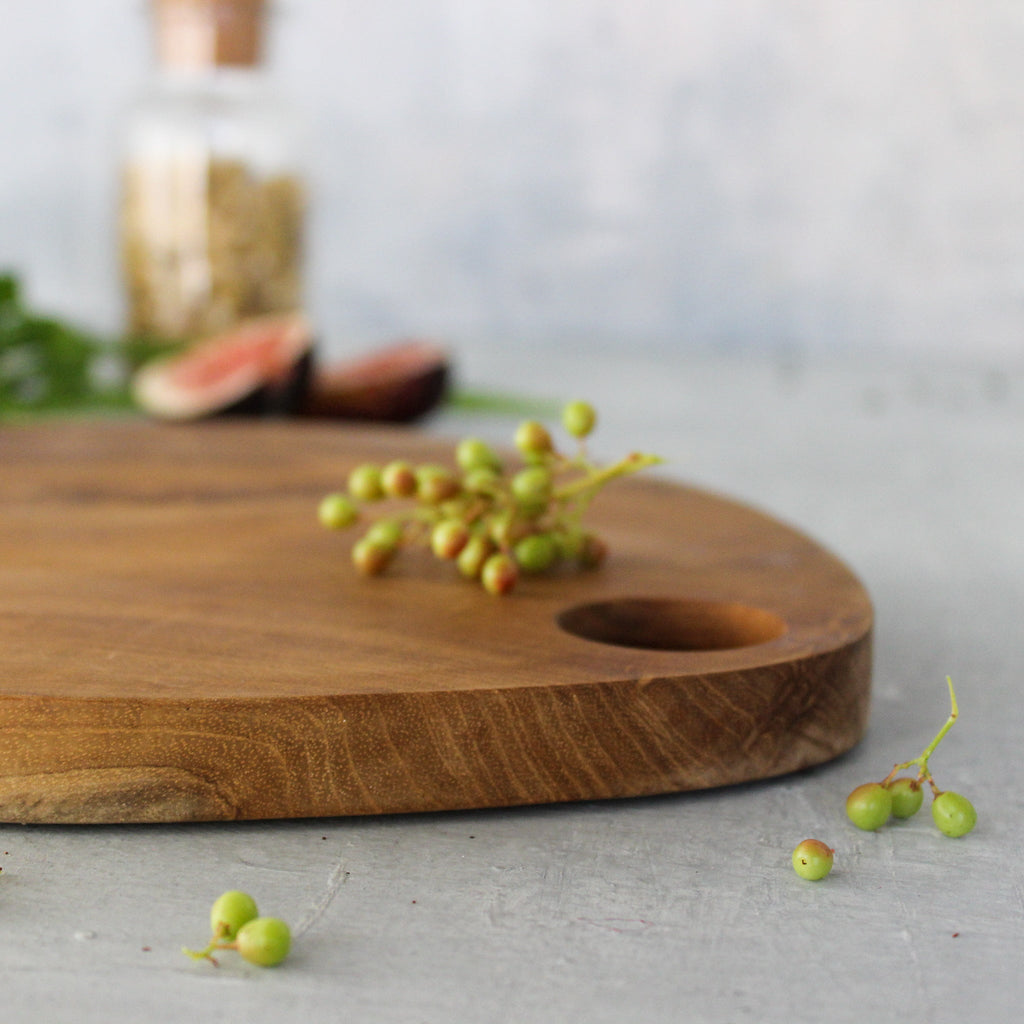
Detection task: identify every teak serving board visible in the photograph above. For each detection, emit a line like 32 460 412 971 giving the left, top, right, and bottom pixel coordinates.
0 420 872 824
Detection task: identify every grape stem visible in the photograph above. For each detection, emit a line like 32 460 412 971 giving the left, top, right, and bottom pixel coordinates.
182 936 243 966
553 452 663 507
882 676 959 796
182 942 220 965
182 921 238 964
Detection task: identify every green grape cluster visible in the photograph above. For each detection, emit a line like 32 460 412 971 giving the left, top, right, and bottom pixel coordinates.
846 677 977 838
318 400 662 595
183 890 292 967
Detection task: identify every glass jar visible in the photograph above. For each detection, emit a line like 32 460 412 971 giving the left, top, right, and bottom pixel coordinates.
119 0 304 344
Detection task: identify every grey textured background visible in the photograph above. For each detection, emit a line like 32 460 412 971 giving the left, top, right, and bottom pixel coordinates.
1 0 1022 362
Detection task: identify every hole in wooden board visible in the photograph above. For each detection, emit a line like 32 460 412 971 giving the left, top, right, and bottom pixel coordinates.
556 597 788 652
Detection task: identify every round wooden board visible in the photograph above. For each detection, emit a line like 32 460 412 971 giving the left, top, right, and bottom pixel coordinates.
0 420 872 824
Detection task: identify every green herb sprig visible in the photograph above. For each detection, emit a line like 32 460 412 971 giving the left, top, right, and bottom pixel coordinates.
0 272 132 418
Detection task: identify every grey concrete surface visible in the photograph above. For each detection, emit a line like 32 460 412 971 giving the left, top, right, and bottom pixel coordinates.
1 347 1021 1023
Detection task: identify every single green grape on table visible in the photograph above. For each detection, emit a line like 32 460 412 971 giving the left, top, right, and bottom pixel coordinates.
792 839 834 880
318 400 661 595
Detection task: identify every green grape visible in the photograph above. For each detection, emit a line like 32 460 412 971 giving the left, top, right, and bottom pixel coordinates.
553 527 585 561
415 465 461 504
455 437 502 474
886 777 924 819
514 420 553 459
352 537 394 576
562 400 596 439
514 533 558 573
791 839 834 881
209 890 258 940
462 467 501 495
381 460 417 498
931 791 977 837
347 463 384 502
234 917 291 967
318 493 359 530
511 465 553 506
488 514 521 550
481 553 518 595
363 518 404 551
431 519 470 560
845 782 893 830
457 533 494 579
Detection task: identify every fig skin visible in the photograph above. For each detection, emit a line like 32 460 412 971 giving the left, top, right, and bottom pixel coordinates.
300 339 450 423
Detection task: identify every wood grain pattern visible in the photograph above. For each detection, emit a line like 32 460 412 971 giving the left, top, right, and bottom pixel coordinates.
0 420 872 823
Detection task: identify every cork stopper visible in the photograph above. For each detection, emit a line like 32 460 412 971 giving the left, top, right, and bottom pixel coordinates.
154 0 267 69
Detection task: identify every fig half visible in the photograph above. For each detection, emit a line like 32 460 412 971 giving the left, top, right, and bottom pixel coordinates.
132 313 313 421
300 339 450 423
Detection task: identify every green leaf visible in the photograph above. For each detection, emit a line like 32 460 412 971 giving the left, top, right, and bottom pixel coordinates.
0 272 132 418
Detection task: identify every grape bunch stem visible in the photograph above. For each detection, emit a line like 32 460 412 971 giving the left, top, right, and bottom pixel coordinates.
881 675 959 797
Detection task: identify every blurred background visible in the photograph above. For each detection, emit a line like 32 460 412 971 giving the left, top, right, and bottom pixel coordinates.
1 0 1022 366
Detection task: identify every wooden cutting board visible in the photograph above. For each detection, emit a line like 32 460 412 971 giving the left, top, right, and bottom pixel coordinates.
0 420 872 824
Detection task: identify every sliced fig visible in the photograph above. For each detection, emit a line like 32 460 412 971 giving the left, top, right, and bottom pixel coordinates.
300 339 450 423
132 313 314 420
